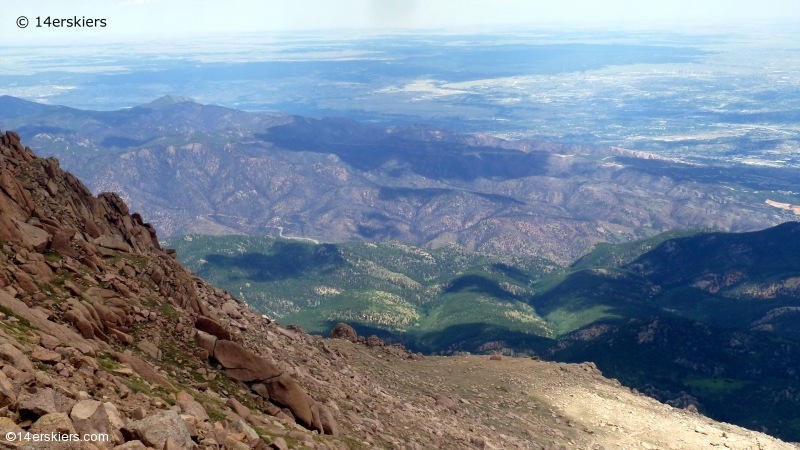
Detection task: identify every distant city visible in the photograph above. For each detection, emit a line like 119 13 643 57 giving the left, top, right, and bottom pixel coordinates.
2 28 799 170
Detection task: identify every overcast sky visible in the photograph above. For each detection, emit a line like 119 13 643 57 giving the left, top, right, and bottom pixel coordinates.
3 0 800 44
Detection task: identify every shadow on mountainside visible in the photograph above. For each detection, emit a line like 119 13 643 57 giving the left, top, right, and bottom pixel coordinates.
258 117 551 181
202 241 346 282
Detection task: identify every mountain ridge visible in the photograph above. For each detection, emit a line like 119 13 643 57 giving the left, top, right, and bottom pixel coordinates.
3 95 798 264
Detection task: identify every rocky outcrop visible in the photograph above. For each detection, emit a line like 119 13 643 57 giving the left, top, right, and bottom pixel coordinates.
254 373 320 432
121 410 193 450
195 316 231 341
70 400 125 449
0 371 16 408
210 339 281 382
18 388 76 420
328 323 358 342
192 317 337 435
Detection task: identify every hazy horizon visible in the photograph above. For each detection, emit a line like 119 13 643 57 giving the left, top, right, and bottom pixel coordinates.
3 0 800 44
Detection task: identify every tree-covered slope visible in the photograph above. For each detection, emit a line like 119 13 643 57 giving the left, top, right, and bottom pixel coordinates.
167 235 560 352
166 224 800 440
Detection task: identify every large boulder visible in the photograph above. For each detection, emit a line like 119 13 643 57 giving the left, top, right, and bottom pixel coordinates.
28 412 76 435
319 404 341 436
433 394 458 413
70 400 125 449
261 373 316 430
212 340 281 382
328 323 358 342
112 352 174 389
195 329 217 356
10 218 50 253
31 345 62 364
221 301 243 319
177 399 209 423
226 397 250 418
18 388 76 419
195 316 231 341
0 343 34 372
92 235 130 253
269 437 289 450
366 335 386 348
0 371 16 408
0 417 24 442
112 441 147 450
121 410 193 450
50 231 79 258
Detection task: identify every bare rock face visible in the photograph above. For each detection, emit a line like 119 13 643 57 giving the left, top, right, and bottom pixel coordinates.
8 218 50 253
92 235 131 253
0 343 34 372
269 437 289 450
30 345 61 364
195 316 231 341
112 441 148 450
433 394 458 413
70 400 125 449
195 329 217 356
18 388 76 420
50 230 79 258
212 339 281 382
0 371 16 409
112 352 174 389
328 323 358 342
261 373 317 431
366 335 386 348
0 417 24 440
176 397 209 423
226 397 251 418
28 412 76 435
319 404 341 437
121 410 193 450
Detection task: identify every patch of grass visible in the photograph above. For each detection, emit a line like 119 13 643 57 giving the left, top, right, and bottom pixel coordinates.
281 435 301 448
193 393 225 410
544 304 623 338
158 301 181 321
118 376 153 395
96 352 122 371
340 437 370 450
206 406 226 423
43 251 62 263
0 305 33 328
159 390 176 405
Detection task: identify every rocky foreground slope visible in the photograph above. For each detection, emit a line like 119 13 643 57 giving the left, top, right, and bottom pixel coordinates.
0 128 796 449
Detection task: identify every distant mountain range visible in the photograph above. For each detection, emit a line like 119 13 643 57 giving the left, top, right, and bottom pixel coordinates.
166 222 800 440
2 95 798 264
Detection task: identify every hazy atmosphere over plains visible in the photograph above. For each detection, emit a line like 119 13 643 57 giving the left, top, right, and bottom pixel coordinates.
4 0 800 42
